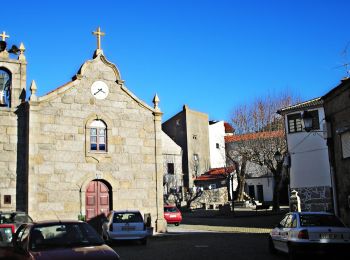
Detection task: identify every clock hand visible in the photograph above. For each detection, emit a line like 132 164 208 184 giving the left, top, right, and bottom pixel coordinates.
94 88 102 95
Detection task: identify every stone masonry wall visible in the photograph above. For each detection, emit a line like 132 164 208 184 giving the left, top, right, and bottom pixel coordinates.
293 186 333 212
27 55 160 226
0 57 27 212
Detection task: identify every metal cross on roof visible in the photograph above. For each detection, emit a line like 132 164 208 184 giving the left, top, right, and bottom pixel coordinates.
0 31 9 41
92 27 105 50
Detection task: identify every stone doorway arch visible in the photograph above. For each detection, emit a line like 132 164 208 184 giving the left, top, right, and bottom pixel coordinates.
85 180 112 221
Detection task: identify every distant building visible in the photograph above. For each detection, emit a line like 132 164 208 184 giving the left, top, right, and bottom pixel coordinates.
162 105 210 190
209 121 226 169
162 131 183 198
225 131 284 204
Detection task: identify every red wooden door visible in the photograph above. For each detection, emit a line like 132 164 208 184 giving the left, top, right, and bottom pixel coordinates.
85 180 110 220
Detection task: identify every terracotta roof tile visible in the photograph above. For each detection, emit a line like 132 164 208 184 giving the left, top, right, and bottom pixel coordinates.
224 122 234 133
225 130 284 143
194 166 236 182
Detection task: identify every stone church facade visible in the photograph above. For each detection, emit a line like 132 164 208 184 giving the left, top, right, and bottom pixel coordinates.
0 30 166 232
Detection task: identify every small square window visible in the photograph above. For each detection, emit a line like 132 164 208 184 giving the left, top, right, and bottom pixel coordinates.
216 143 220 149
167 163 174 174
4 195 11 204
193 135 197 140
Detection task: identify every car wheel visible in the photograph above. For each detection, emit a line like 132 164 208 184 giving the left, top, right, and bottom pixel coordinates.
175 223 180 226
268 237 277 255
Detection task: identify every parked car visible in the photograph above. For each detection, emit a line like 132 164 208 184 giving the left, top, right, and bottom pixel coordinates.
3 220 120 259
268 211 350 258
102 210 148 244
164 205 182 226
0 211 33 229
0 211 33 247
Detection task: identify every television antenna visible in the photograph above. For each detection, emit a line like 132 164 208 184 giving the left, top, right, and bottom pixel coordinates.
334 42 350 78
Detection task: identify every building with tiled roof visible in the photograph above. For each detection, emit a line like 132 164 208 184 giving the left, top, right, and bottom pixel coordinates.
224 131 285 203
278 96 333 212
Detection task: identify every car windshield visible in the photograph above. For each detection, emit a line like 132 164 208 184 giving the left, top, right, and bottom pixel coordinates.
299 214 345 227
113 212 143 223
164 207 178 213
29 222 104 251
0 213 33 224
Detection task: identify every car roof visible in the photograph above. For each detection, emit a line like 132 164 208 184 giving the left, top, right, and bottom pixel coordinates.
32 220 84 225
111 210 141 214
0 211 28 214
164 205 177 207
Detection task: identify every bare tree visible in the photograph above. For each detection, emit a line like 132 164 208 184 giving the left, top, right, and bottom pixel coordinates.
228 92 299 210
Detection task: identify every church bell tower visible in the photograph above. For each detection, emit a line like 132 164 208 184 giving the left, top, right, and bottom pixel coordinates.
0 31 27 109
0 31 28 212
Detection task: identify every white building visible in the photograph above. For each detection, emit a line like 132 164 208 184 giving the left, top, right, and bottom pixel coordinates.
278 98 333 211
245 175 274 202
209 121 226 168
162 131 183 196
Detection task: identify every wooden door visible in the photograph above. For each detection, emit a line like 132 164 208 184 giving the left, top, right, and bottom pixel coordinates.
85 180 110 221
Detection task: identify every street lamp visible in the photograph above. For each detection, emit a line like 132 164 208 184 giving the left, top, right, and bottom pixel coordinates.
302 110 314 132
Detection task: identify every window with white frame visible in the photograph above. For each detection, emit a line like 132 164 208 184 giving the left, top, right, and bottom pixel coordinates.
341 131 350 159
287 113 303 133
90 120 107 152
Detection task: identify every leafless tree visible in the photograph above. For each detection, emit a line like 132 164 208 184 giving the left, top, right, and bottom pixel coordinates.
228 92 299 210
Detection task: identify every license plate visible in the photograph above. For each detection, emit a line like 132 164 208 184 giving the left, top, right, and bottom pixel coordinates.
170 215 176 218
122 226 135 231
320 233 338 239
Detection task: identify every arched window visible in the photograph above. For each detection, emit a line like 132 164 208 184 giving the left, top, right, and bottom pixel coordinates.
90 120 107 152
0 68 11 107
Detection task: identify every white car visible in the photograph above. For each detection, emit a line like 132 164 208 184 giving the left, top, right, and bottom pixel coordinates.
101 210 148 245
268 211 350 259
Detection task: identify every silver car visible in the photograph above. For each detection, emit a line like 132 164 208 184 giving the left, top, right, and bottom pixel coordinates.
269 212 350 259
102 210 148 245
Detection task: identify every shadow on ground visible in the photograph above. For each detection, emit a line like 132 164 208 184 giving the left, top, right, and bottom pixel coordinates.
180 207 288 229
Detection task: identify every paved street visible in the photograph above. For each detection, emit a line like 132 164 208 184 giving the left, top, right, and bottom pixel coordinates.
112 207 289 260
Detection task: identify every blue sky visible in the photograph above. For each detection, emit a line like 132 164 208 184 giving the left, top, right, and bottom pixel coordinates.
2 0 350 121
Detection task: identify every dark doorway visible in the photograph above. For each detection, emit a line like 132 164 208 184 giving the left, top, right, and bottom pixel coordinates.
257 185 264 202
248 185 255 199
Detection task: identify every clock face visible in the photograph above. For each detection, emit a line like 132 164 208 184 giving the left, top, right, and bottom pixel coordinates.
91 81 109 100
